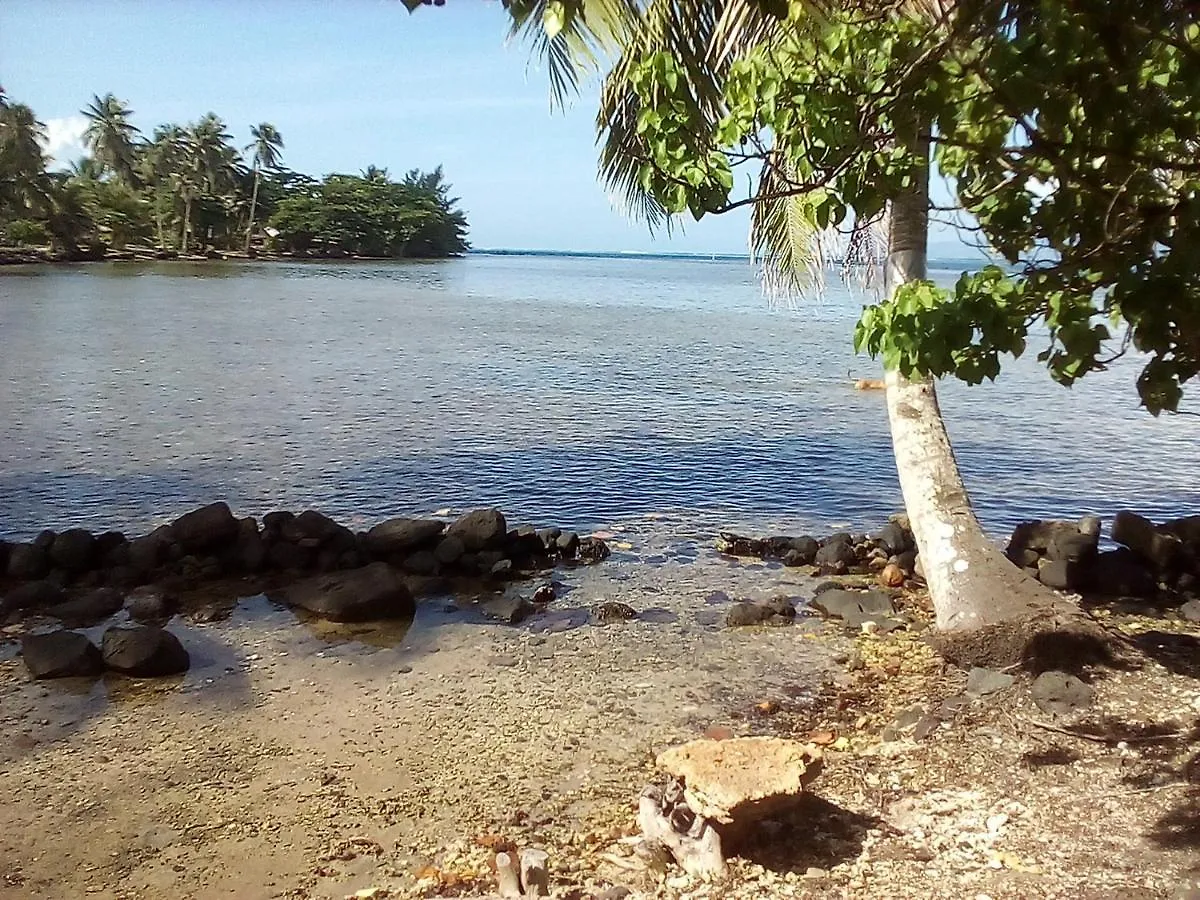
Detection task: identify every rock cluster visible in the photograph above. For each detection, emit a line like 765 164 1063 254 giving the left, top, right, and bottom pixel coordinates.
715 514 920 584
21 625 189 680
0 503 610 624
1007 510 1200 598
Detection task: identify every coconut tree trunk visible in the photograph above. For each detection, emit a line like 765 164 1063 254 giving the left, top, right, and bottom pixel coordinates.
245 167 261 254
882 127 1116 669
181 194 192 254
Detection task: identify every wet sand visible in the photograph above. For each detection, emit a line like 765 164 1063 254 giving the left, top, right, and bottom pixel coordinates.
0 526 841 899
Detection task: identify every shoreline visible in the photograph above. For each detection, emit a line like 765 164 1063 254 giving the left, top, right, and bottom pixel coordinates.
2 519 1198 899
0 246 467 267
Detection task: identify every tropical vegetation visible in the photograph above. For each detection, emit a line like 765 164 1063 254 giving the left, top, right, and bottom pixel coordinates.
0 89 469 259
410 0 1199 664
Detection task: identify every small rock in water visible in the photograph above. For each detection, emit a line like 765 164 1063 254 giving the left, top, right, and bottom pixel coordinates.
592 601 638 625
280 563 413 622
480 596 536 625
577 536 611 563
532 582 558 604
1031 670 1094 717
1179 599 1200 623
966 667 1015 697
555 531 580 558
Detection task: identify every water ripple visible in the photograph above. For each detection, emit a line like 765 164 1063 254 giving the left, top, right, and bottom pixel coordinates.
1 256 1198 541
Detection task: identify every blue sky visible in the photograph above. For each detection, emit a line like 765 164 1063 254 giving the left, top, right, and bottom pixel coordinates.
1 0 972 255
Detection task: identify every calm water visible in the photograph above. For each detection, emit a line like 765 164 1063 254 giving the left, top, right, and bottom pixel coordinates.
1 254 1198 543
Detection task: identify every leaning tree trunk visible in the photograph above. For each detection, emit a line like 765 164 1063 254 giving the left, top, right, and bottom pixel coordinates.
245 167 260 253
882 126 1119 671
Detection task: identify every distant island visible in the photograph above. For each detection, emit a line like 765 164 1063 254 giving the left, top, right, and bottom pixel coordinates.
0 90 469 262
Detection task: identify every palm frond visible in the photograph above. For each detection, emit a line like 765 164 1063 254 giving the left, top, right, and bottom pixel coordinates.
595 0 782 231
840 209 889 292
749 156 826 300
506 0 641 108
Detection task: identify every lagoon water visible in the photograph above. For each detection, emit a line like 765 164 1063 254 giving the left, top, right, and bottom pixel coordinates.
2 253 1198 542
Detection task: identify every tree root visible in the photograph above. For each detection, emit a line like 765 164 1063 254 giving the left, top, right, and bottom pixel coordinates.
928 605 1140 673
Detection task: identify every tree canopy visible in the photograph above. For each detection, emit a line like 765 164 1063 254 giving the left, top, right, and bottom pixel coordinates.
0 92 470 260
473 0 1200 415
269 167 469 258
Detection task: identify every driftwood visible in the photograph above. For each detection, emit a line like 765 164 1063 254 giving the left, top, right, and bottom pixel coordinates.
495 851 522 898
637 781 727 878
519 848 550 897
492 848 552 898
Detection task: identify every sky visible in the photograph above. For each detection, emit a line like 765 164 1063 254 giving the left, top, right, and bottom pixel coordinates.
1 0 975 256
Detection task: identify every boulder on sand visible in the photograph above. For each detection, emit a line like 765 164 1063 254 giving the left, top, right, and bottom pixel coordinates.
656 737 824 825
280 562 414 622
21 630 104 678
101 625 190 676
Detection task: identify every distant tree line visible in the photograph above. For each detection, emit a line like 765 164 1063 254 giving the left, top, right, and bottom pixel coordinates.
0 89 469 259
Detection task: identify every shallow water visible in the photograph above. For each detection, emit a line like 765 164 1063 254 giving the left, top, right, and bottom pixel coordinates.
2 254 1198 542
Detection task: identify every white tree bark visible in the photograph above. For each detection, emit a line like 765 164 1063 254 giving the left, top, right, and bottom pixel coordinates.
245 166 261 254
883 127 1066 635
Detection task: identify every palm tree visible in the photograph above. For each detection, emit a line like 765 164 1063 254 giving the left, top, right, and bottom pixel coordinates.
140 124 186 248
361 164 390 183
179 114 241 251
0 100 49 213
244 122 283 252
69 156 106 181
81 93 142 185
494 0 1092 654
40 176 95 256
189 113 239 193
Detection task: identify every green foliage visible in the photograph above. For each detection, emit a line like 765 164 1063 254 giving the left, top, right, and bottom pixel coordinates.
539 0 1200 414
629 52 733 219
0 91 470 261
4 218 48 246
82 93 142 185
73 176 153 248
268 168 468 258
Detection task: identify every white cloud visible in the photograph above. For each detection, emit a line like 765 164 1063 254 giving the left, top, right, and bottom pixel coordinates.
41 115 89 169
